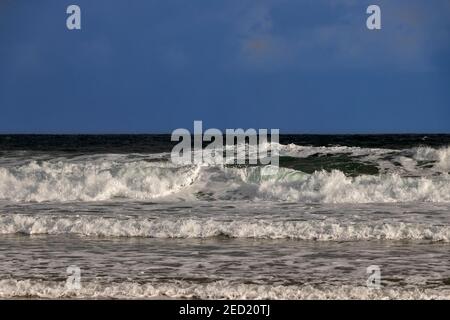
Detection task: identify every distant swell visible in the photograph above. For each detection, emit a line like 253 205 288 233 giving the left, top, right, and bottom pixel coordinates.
0 279 449 299
0 215 448 241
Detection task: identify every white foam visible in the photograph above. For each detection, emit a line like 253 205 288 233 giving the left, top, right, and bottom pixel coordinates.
0 160 200 202
0 279 448 299
0 149 449 203
277 143 395 158
277 143 450 175
253 168 450 203
413 146 450 172
0 215 448 241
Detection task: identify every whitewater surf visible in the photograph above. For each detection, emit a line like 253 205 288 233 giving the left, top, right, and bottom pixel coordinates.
0 134 449 299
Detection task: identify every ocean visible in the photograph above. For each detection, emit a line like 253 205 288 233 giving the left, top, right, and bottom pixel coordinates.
0 134 449 299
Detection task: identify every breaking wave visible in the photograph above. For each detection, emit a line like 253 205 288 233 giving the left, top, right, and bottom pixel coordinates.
0 158 449 203
0 160 200 202
413 146 450 172
1 215 448 241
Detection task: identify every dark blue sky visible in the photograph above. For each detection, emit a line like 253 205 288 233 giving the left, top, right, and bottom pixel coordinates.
0 0 449 133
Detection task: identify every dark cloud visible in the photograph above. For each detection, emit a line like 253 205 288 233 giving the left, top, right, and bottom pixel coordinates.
0 0 448 133
230 0 450 71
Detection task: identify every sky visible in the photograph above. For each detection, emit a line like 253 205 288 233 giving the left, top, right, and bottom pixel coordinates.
0 0 449 133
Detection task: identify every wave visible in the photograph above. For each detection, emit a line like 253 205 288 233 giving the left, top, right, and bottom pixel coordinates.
413 146 450 172
252 169 450 203
0 157 449 203
195 142 450 175
277 143 395 158
0 279 448 299
278 144 450 175
1 215 448 241
0 144 449 203
0 160 200 202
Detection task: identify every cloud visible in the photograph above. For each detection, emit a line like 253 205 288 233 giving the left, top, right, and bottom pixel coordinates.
233 2 293 69
230 0 450 72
